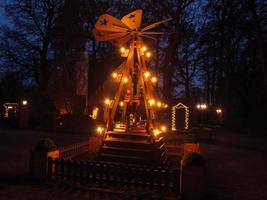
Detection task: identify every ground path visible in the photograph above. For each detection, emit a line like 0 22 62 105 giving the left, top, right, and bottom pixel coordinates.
1 128 267 199
203 128 267 200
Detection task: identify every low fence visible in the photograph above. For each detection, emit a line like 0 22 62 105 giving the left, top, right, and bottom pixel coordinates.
165 143 184 157
165 144 183 157
58 137 183 160
59 137 102 160
47 157 179 194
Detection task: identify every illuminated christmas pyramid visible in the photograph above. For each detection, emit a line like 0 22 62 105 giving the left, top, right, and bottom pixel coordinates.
93 10 171 165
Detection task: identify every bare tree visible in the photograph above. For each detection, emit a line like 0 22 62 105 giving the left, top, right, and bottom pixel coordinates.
0 0 63 94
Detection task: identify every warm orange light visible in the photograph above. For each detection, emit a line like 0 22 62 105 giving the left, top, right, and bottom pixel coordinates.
153 129 161 136
146 52 151 58
22 100 28 106
148 99 155 106
144 71 151 78
112 72 117 78
196 103 207 110
164 104 168 108
96 126 104 134
157 101 162 108
201 104 207 109
160 126 167 132
216 108 222 114
104 98 111 105
7 106 13 109
123 77 128 83
120 47 126 53
141 46 147 52
151 76 157 83
119 101 124 107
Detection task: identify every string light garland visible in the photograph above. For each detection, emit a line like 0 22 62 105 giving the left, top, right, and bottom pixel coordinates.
171 102 189 131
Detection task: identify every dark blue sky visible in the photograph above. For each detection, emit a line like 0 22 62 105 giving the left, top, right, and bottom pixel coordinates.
0 1 8 25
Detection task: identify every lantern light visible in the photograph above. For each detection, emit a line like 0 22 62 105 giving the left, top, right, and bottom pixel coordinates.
120 47 126 53
157 101 162 108
22 100 28 106
201 104 207 109
104 98 111 105
153 129 161 137
151 76 157 83
216 108 222 114
146 52 151 58
119 101 124 107
160 126 167 132
144 71 151 78
148 99 155 106
96 126 104 135
164 104 168 108
196 103 207 110
112 72 117 78
141 46 147 52
123 77 128 83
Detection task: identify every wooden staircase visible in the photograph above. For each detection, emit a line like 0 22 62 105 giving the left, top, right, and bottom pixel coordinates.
99 130 169 166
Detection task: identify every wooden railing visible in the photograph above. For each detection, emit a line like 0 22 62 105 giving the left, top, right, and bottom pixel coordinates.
59 137 102 160
47 158 179 194
165 143 184 157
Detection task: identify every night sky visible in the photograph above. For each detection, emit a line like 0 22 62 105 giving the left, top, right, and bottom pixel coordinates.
0 1 8 25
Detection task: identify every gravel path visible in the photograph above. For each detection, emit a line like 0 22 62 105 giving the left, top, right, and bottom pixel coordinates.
203 129 267 200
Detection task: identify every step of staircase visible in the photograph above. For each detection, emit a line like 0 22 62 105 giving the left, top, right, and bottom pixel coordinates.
107 131 150 141
99 130 169 166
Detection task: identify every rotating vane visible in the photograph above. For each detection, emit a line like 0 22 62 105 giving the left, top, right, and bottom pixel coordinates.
93 9 171 46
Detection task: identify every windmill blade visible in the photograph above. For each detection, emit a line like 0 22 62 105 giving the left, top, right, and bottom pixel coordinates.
142 32 165 35
95 14 130 33
121 9 143 30
93 28 129 41
141 35 156 41
110 34 131 46
141 18 172 32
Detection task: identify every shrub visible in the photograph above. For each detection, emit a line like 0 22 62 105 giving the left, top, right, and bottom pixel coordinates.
34 138 57 152
184 134 197 143
182 152 205 166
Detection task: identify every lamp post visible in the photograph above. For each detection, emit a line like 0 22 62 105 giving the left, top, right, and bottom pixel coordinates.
20 100 29 129
216 108 223 124
196 103 207 126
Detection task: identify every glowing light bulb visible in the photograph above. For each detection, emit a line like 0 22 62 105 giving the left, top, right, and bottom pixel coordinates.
144 71 151 78
142 46 147 52
22 100 28 106
157 101 162 108
151 76 157 83
201 104 207 109
119 101 124 107
160 126 167 132
196 104 201 109
112 72 117 78
104 98 111 105
216 108 222 114
123 77 128 83
120 47 126 53
153 129 161 136
149 99 155 106
96 126 104 134
146 52 151 58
